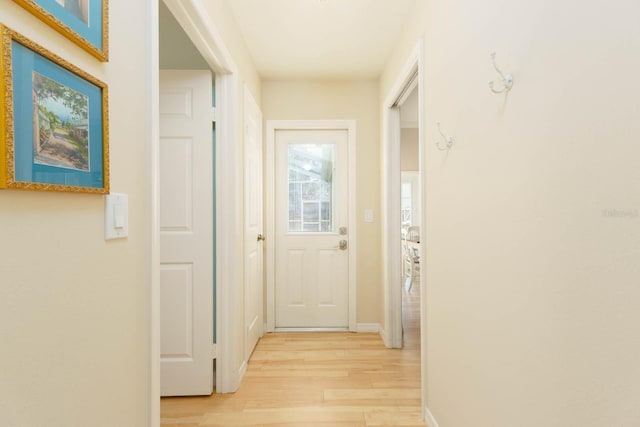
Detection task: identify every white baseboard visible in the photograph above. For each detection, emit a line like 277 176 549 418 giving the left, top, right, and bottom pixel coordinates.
238 360 247 382
356 323 381 333
425 406 439 427
379 325 391 347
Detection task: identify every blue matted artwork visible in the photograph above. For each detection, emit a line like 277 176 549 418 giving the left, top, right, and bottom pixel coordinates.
0 25 109 194
12 0 108 61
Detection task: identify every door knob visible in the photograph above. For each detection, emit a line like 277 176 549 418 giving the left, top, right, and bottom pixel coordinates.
338 240 347 250
257 234 266 242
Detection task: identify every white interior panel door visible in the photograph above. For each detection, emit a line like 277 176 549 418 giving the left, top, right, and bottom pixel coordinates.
274 129 349 328
160 70 213 396
244 86 264 359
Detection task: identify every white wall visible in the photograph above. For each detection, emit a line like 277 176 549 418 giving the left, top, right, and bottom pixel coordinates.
262 80 382 324
0 1 151 426
381 0 640 426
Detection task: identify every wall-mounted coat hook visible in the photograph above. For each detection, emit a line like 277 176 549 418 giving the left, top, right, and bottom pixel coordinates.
488 52 513 94
435 122 453 151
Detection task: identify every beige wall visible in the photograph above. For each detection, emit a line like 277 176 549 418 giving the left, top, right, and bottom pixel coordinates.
200 1 261 102
0 1 151 426
381 0 640 426
401 128 419 171
262 80 381 324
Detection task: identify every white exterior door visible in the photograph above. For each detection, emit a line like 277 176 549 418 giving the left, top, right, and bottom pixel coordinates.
159 70 214 396
243 86 263 359
274 129 350 328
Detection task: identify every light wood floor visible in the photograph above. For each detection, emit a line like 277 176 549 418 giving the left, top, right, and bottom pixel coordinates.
161 284 423 426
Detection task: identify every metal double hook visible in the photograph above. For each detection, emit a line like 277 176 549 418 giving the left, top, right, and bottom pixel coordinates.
435 122 453 151
488 52 513 94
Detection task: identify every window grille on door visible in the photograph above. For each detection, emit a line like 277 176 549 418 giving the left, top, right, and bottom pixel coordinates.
287 144 335 232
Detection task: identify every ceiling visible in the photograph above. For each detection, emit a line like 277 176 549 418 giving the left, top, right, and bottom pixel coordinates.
227 0 417 80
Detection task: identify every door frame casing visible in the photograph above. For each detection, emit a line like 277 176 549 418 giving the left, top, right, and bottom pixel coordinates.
266 120 357 332
381 38 426 410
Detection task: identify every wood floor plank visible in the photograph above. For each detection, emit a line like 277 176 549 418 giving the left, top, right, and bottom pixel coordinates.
200 410 365 425
161 284 424 426
323 389 422 401
364 409 426 426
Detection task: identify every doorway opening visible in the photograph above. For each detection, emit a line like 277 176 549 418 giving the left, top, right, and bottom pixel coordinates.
381 39 426 414
152 0 242 423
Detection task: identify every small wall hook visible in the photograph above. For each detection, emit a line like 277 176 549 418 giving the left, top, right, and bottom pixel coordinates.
488 52 513 94
435 122 453 151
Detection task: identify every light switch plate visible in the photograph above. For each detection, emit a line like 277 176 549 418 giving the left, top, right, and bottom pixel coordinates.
364 209 374 223
105 193 129 240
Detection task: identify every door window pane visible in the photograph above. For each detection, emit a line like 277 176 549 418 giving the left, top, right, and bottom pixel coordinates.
287 144 335 232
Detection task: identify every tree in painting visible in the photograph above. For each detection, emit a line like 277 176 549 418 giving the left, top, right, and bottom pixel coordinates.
33 72 90 171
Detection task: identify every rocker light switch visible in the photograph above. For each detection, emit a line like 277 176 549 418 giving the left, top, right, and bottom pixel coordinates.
105 193 129 240
114 203 125 228
364 209 374 223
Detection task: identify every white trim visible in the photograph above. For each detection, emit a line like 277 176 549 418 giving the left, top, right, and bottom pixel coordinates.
378 324 390 347
238 360 248 380
425 407 440 427
347 123 357 332
417 37 428 419
356 323 381 333
382 104 403 349
265 123 276 332
266 120 357 333
213 71 241 393
381 38 427 412
382 41 424 349
148 0 160 425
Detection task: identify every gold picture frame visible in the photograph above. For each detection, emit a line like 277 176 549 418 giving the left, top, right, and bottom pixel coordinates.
12 0 109 61
0 24 109 194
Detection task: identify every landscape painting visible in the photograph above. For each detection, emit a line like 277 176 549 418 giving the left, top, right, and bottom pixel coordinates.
32 72 90 171
1 25 108 193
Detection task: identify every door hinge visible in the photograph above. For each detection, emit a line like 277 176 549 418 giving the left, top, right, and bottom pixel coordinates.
211 107 217 123
211 343 217 360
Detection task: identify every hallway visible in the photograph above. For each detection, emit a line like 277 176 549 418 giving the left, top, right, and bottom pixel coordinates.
161 286 423 426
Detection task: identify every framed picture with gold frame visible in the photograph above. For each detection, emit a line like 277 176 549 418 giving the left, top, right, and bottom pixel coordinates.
0 25 109 194
12 0 108 61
